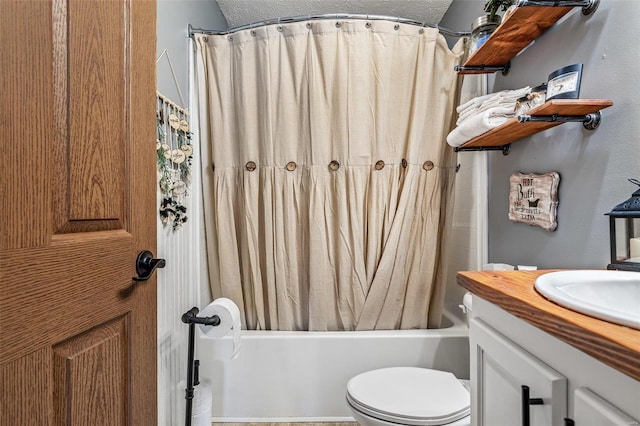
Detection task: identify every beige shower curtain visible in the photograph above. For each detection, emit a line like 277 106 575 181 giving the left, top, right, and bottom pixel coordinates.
195 19 464 331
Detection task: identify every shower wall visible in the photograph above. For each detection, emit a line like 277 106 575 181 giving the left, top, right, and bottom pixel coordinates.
156 2 227 425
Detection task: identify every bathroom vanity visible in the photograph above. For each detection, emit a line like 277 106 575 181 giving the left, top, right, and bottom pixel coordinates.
458 270 640 426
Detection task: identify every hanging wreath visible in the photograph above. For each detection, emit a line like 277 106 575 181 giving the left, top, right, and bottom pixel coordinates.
156 92 193 231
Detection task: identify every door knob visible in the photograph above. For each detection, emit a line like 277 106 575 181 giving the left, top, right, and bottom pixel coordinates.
133 250 166 281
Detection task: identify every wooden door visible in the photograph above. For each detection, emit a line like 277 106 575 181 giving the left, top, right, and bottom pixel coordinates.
0 0 157 425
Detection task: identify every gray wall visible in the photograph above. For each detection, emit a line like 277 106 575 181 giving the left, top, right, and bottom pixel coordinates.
157 0 227 103
441 0 640 270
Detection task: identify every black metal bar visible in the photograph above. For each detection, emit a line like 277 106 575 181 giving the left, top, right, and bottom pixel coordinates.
455 144 511 156
517 0 594 8
564 418 576 426
182 307 199 323
188 315 221 326
518 113 594 123
518 111 602 130
454 64 509 73
181 307 222 426
609 217 618 266
185 322 196 426
522 385 531 426
521 385 544 426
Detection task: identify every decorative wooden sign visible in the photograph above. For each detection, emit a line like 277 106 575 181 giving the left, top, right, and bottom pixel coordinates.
508 172 560 231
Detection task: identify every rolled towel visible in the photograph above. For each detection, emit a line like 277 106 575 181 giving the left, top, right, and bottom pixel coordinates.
447 106 515 147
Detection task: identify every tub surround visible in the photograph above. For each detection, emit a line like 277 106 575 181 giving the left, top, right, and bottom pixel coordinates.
457 270 640 381
198 311 469 422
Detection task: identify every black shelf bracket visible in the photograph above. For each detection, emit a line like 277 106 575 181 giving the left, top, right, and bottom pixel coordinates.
455 61 511 76
517 110 602 130
455 144 511 156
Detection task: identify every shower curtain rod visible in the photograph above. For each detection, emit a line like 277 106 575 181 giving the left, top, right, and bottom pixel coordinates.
188 14 470 39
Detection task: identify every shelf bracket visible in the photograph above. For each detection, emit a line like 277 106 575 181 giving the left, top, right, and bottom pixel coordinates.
517 110 602 130
516 0 600 15
455 144 511 156
455 62 510 75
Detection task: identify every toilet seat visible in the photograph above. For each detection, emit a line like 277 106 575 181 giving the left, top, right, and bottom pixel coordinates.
346 367 470 426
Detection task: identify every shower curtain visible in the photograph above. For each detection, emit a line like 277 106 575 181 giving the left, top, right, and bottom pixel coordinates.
195 19 464 331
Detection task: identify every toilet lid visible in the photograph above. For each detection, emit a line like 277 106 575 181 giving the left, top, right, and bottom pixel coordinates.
347 367 470 426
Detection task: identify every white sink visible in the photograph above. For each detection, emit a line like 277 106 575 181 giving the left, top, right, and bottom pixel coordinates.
535 270 640 330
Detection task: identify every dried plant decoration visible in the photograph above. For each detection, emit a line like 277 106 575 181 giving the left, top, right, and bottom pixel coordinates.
156 92 193 231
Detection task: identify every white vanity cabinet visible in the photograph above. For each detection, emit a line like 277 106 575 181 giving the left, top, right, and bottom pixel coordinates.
471 317 567 426
573 387 638 426
469 296 640 426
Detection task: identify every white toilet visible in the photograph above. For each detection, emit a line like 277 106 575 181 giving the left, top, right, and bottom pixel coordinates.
346 367 470 426
346 295 472 426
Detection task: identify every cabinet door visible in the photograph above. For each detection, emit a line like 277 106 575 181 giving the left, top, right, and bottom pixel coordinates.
573 387 638 425
470 318 567 426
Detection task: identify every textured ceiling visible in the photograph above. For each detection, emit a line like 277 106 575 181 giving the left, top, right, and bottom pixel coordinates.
216 0 455 29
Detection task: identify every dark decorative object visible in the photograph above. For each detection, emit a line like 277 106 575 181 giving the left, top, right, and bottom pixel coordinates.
606 179 640 272
546 63 583 100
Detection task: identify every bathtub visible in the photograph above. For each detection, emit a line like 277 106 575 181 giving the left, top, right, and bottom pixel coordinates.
197 308 469 422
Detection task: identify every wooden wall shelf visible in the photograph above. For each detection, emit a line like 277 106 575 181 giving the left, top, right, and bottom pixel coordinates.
457 99 613 149
457 6 575 74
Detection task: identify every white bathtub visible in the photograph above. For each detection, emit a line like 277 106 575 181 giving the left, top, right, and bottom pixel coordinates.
197 308 469 422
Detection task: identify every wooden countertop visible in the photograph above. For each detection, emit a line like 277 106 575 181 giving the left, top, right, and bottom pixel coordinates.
457 270 640 381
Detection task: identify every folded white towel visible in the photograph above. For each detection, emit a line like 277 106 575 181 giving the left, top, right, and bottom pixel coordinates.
456 91 496 113
456 87 531 125
457 97 512 123
447 106 515 147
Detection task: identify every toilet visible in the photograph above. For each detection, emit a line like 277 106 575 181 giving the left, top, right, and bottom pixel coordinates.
346 295 472 426
346 367 470 426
